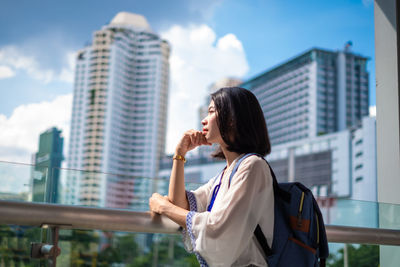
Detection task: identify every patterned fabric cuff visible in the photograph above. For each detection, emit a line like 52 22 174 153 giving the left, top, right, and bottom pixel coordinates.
186 211 197 251
186 211 209 267
186 190 198 211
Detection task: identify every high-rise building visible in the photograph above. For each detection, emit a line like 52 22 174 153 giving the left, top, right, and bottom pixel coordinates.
65 12 170 209
32 127 64 203
241 45 369 146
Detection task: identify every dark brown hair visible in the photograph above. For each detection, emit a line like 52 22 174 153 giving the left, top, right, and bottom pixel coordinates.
211 87 271 158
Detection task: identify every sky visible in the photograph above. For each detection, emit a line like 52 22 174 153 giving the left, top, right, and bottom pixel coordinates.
0 0 375 165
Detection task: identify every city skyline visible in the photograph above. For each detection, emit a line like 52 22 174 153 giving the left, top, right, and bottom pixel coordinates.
0 0 375 165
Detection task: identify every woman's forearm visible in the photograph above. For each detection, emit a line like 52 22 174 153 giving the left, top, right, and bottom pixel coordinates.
168 158 189 210
162 201 189 228
168 130 208 210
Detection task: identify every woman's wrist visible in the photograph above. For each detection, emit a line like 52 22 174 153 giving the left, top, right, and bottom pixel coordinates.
161 199 173 214
175 148 187 157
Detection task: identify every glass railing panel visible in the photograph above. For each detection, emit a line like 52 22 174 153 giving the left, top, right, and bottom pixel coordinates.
0 161 48 203
2 223 390 267
0 160 203 210
377 201 400 266
318 197 400 230
1 161 400 232
327 243 379 267
56 230 197 266
379 201 400 229
0 224 43 266
1 224 194 266
318 198 379 228
58 166 202 211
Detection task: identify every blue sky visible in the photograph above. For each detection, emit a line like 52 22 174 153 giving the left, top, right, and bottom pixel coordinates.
0 0 375 163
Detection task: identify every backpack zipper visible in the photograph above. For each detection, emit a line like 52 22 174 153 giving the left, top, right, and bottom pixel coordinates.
297 191 305 227
316 212 320 244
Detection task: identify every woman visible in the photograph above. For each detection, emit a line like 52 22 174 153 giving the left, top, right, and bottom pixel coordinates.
149 87 274 266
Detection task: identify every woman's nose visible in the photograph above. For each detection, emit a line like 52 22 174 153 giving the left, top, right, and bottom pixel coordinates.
201 118 207 125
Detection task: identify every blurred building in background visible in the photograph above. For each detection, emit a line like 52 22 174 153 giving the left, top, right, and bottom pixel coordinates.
242 45 369 146
160 45 375 205
31 127 64 203
160 116 376 203
65 12 170 210
268 116 376 202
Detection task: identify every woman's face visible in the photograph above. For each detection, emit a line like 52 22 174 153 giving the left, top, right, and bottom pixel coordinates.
201 101 224 144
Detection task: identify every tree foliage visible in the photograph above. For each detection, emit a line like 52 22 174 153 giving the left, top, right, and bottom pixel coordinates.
328 244 379 267
0 225 199 266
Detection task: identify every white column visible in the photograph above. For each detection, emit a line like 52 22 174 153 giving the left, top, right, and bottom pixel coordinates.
375 0 400 266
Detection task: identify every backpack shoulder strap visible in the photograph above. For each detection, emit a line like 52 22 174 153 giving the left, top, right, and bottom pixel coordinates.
227 153 275 259
228 153 258 187
255 224 273 258
313 197 329 260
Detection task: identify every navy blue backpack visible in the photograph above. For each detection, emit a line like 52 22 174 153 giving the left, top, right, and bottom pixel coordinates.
229 154 329 267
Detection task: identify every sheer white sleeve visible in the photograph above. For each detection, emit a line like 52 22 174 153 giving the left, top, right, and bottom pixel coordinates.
182 175 217 256
185 157 274 266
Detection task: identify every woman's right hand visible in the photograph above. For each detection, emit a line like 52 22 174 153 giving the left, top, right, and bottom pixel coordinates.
175 129 211 156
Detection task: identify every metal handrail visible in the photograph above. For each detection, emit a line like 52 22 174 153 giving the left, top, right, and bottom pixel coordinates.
1 200 400 246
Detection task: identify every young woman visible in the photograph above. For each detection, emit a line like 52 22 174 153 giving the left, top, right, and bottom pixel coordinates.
149 87 274 266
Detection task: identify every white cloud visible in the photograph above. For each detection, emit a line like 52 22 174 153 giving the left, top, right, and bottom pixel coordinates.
369 105 376 117
58 51 76 83
0 65 15 79
217 34 244 52
0 94 72 164
161 24 249 153
0 46 75 84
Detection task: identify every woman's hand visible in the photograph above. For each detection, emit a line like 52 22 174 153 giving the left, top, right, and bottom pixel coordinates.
149 193 171 214
149 193 189 228
175 130 211 156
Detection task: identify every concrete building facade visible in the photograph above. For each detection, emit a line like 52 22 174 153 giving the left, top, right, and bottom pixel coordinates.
241 47 369 146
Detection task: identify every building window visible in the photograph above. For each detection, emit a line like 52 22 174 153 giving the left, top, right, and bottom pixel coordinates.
355 164 363 170
355 139 363 146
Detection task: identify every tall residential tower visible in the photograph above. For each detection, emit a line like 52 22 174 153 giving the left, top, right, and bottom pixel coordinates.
32 127 64 203
65 12 170 209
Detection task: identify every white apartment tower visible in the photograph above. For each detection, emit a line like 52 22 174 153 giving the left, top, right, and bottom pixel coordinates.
242 46 369 145
65 12 170 209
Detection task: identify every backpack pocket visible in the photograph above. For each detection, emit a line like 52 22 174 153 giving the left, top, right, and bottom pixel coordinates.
275 236 317 266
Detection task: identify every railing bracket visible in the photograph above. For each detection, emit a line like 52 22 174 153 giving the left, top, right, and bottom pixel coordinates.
30 225 62 266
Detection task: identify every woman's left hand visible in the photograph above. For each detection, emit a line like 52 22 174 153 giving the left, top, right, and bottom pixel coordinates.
149 193 171 214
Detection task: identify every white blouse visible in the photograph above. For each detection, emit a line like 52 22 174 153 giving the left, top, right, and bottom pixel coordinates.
182 154 274 267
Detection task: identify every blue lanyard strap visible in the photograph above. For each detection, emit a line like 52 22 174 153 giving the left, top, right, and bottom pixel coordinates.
207 169 225 212
207 153 258 212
